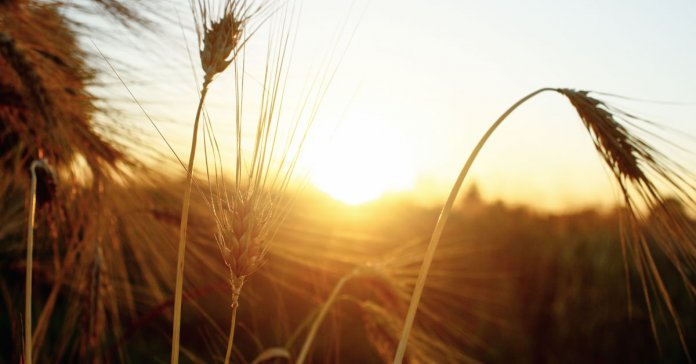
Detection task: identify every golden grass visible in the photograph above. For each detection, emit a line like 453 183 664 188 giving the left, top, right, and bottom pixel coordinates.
1 2 131 362
0 3 123 183
1 1 182 361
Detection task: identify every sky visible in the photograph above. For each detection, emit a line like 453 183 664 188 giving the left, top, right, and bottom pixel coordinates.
94 0 696 211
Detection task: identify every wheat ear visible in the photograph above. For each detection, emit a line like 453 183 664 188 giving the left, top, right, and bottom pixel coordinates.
0 33 55 127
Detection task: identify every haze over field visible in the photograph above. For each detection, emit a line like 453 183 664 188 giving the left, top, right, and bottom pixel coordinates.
92 0 696 211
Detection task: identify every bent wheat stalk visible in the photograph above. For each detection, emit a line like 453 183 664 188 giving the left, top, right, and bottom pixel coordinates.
394 88 696 363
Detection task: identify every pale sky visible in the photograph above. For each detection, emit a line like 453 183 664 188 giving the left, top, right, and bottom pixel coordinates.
93 0 696 211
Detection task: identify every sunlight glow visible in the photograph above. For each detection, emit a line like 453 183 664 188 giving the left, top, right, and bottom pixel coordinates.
308 116 415 205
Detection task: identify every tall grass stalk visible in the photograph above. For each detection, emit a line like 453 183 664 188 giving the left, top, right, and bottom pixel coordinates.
171 2 255 362
223 278 243 364
394 87 696 363
296 268 363 364
171 85 209 364
24 160 53 364
24 160 44 364
392 88 552 363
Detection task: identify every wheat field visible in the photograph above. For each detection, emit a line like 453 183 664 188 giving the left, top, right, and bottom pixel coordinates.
1 1 695 363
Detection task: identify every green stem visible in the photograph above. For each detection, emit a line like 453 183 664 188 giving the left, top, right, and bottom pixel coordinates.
171 85 209 364
224 279 244 364
25 161 41 364
296 269 360 364
392 88 556 364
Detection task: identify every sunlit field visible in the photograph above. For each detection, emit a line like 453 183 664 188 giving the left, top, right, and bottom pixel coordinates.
2 1 695 363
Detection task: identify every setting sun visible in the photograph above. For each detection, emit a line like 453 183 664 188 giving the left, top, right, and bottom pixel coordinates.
308 116 415 205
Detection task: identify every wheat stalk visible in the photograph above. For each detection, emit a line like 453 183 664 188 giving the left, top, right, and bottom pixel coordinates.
171 2 258 363
200 5 328 361
23 161 38 364
394 88 696 363
296 266 367 364
24 160 53 364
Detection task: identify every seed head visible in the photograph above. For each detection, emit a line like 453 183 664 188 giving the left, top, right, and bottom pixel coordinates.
214 191 272 282
192 0 258 85
558 89 647 182
558 88 696 351
202 3 317 291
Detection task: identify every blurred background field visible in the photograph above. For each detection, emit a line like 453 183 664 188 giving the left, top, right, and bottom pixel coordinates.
2 178 694 362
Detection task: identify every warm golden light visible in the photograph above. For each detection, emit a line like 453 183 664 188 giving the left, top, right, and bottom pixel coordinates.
308 117 415 205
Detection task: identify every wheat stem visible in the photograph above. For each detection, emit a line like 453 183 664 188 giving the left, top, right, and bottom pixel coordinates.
297 269 361 364
24 160 45 364
393 87 555 364
32 248 77 356
223 306 238 364
224 280 244 364
171 84 210 364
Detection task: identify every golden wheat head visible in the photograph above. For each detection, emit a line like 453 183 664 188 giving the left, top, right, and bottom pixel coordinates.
191 0 261 85
558 90 648 182
214 190 273 285
558 88 696 355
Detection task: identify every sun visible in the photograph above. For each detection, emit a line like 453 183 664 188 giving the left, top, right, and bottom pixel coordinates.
307 116 416 205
